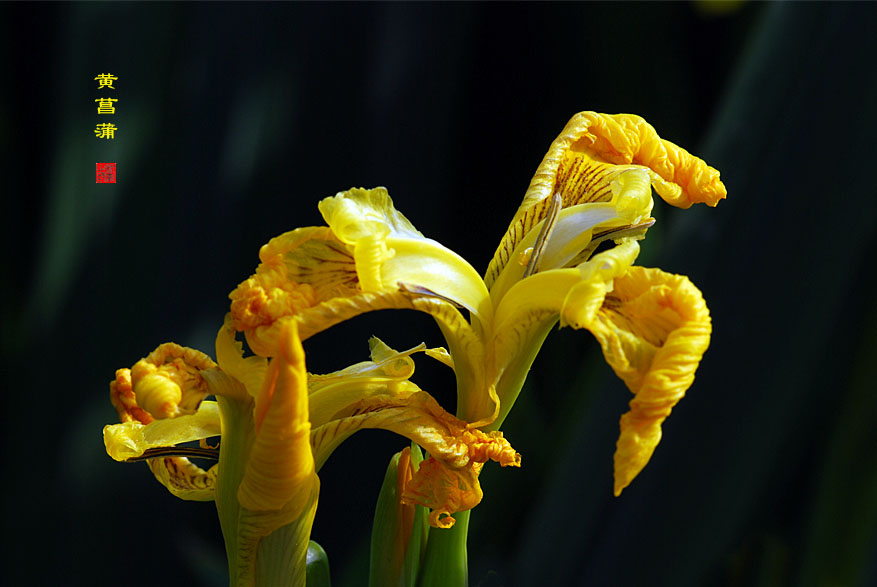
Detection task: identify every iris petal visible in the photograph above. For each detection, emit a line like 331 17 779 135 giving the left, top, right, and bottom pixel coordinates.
103 401 221 501
103 400 221 462
320 187 493 327
486 111 725 288
309 389 519 526
582 266 711 495
216 315 269 400
238 321 316 516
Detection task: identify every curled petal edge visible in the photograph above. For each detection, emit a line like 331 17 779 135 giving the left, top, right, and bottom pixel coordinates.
582 266 712 495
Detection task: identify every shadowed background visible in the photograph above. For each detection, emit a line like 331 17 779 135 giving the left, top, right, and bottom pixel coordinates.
2 2 876 586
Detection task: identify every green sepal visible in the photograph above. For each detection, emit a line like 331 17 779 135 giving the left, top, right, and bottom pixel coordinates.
206 379 256 585
416 509 469 587
401 445 428 587
370 444 429 587
306 540 332 587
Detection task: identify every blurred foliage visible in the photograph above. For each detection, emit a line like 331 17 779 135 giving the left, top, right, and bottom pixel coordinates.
2 2 875 586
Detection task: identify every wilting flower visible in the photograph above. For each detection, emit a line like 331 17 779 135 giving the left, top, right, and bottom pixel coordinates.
228 111 725 495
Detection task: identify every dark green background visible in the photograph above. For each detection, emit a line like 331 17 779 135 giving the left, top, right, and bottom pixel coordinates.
2 2 876 585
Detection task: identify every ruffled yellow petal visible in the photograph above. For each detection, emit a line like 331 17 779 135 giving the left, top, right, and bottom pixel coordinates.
310 389 519 527
318 185 423 243
105 343 236 501
229 226 355 356
127 343 216 419
560 112 725 209
401 458 484 529
238 320 316 518
582 266 711 495
229 211 487 371
110 367 154 424
231 238 494 423
486 111 726 288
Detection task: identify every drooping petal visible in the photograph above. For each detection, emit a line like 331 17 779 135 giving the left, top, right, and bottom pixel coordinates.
105 343 224 501
103 401 222 462
486 111 726 288
581 266 712 495
307 337 426 428
488 240 641 426
103 401 221 501
229 213 487 369
401 458 483 529
492 240 642 378
309 389 520 527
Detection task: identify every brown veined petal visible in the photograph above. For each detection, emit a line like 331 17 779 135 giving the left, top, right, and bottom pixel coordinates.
229 226 356 356
486 111 726 288
229 225 487 375
582 266 711 496
104 399 222 501
229 213 495 424
310 390 519 471
146 457 218 502
557 112 726 209
309 389 520 527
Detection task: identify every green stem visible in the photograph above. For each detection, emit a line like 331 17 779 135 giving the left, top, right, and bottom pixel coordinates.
213 393 256 585
488 319 555 432
417 509 470 587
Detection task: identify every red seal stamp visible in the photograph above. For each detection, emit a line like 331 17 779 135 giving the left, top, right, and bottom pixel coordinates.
96 162 116 183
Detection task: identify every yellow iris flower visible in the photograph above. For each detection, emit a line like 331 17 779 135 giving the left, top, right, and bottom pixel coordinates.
104 316 518 583
228 111 725 495
103 110 724 585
